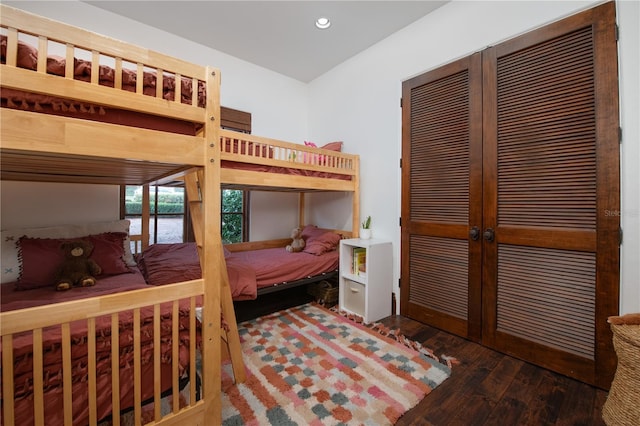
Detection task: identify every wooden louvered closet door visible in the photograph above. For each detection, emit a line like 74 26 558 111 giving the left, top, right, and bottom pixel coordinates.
400 53 484 341
401 2 620 388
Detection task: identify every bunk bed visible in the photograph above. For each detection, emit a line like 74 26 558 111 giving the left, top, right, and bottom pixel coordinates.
1 5 360 426
0 5 225 426
133 130 360 300
214 129 360 295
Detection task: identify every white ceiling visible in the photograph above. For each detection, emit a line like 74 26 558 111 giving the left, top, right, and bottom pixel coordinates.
84 1 448 82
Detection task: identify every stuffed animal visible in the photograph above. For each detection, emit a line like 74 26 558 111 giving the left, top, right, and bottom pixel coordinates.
55 240 102 291
286 227 305 253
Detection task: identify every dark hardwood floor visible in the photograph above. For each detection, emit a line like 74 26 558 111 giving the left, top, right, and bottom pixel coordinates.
378 315 609 426
234 289 609 426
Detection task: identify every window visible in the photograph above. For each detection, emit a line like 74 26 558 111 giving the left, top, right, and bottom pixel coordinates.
222 189 249 243
122 185 186 244
121 186 249 245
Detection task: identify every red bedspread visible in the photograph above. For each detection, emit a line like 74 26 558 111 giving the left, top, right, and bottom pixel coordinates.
137 242 257 301
228 247 339 288
1 34 205 136
0 270 200 426
138 243 339 300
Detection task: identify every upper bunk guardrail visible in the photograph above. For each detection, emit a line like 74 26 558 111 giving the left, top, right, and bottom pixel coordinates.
219 129 358 177
0 4 210 123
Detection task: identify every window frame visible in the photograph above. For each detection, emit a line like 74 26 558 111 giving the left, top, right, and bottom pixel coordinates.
221 189 250 243
120 184 187 245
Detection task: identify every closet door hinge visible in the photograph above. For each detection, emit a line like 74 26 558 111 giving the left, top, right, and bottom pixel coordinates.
399 158 402 168
619 227 623 246
615 24 619 41
400 98 403 108
619 127 623 143
399 217 402 227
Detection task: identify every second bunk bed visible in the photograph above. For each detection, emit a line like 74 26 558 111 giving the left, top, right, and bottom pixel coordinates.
135 123 361 301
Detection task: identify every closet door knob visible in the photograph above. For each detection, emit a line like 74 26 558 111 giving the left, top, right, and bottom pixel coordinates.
483 228 495 242
469 226 480 241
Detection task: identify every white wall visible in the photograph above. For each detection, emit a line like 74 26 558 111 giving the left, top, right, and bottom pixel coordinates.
250 192 299 239
306 192 354 232
616 0 640 316
0 182 119 229
308 0 640 315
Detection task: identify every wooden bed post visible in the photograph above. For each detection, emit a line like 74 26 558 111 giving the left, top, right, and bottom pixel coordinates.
141 184 150 250
298 192 306 227
353 155 361 237
200 66 245 422
200 66 223 422
185 171 246 386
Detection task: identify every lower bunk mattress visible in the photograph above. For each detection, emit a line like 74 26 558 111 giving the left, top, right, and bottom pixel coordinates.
0 269 200 426
136 242 340 301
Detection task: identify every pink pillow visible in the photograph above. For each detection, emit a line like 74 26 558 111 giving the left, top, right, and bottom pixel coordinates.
301 225 329 240
16 233 130 290
301 225 342 256
303 141 343 152
321 141 343 152
303 141 343 164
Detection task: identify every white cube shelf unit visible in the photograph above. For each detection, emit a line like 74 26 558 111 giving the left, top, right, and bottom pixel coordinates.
339 238 393 323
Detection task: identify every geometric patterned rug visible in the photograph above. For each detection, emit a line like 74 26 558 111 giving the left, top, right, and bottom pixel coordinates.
221 303 453 425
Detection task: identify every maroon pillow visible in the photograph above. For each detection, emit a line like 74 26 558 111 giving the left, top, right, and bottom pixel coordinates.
46 55 66 76
16 237 66 290
1 36 37 70
139 243 201 286
301 225 330 241
84 232 131 276
301 225 342 256
16 233 130 290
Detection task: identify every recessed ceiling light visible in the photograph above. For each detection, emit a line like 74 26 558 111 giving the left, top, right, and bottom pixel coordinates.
315 17 331 30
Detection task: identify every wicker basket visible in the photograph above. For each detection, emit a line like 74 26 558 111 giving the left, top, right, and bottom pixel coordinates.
602 314 640 426
308 280 339 307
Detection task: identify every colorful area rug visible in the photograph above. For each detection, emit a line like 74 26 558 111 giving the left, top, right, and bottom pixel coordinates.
221 303 453 425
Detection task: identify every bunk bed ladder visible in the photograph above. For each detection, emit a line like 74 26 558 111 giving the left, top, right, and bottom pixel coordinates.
185 170 246 384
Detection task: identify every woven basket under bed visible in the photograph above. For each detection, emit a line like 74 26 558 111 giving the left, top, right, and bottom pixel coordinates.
308 280 339 307
602 313 640 426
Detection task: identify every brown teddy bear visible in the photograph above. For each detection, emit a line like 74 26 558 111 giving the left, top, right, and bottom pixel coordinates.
55 240 102 291
286 227 305 253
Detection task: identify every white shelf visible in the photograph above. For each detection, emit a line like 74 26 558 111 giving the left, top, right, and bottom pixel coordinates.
339 238 392 323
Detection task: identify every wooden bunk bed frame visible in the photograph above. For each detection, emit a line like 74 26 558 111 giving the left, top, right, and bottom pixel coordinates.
1 5 361 425
0 5 226 425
